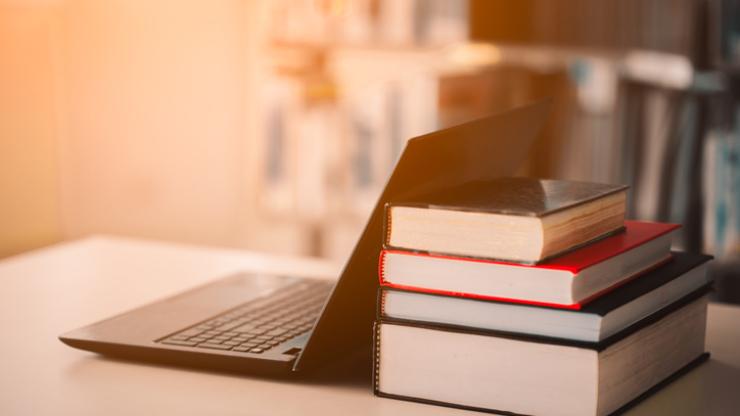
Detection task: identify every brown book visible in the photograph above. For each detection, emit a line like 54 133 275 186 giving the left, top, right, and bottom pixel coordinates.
385 177 628 264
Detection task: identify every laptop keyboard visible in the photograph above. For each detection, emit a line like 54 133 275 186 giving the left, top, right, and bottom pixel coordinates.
158 279 332 354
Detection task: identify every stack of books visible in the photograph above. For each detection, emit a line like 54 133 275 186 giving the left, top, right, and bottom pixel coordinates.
373 177 712 416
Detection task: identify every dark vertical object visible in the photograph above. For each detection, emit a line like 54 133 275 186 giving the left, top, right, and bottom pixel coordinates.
684 0 711 253
618 81 645 219
656 92 686 222
684 94 707 253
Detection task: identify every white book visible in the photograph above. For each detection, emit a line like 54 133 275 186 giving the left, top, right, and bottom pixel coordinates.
375 296 709 416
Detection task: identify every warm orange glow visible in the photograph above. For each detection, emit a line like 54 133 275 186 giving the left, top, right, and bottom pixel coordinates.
0 0 734 264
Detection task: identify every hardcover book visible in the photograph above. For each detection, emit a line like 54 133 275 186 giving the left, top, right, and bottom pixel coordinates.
374 295 710 416
384 177 628 264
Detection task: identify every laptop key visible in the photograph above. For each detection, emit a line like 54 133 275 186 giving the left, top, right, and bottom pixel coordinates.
161 340 198 347
265 328 289 336
198 343 233 350
176 329 204 337
233 323 258 333
214 321 247 332
169 336 191 342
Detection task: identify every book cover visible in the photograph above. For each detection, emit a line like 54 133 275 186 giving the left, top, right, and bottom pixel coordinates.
386 177 628 217
581 252 712 316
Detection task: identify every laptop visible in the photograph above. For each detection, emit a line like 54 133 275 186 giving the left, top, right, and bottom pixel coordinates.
59 101 549 376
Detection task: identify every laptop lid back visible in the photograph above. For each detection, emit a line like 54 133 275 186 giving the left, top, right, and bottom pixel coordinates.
295 101 551 371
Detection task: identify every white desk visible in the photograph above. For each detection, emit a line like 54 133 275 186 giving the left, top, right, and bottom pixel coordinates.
1 237 738 415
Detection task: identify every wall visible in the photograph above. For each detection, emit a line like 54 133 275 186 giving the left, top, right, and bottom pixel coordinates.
0 0 296 258
55 0 251 247
0 4 61 257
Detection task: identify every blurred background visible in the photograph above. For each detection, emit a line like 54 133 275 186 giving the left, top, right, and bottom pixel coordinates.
1 0 738 302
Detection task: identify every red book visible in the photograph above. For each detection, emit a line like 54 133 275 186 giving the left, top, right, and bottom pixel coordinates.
379 220 679 310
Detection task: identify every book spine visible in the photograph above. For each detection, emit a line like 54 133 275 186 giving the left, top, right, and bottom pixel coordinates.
378 250 390 286
382 203 393 246
372 321 382 396
376 288 387 320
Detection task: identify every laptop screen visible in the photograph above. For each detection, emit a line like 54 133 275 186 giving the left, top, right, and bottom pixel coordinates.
296 100 551 371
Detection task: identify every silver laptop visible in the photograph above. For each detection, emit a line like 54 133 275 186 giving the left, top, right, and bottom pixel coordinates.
59 101 549 376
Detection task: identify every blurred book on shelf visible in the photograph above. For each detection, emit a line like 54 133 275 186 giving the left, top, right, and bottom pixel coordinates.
253 0 467 260
470 0 699 58
704 127 740 260
712 0 740 69
268 0 467 48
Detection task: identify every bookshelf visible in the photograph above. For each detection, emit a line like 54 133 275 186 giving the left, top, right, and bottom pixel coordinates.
466 0 739 301
248 0 466 259
245 0 739 305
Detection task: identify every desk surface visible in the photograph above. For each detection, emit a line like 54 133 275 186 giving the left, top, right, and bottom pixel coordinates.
1 237 738 416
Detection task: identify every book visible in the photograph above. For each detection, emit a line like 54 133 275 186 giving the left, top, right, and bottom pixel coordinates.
374 295 709 416
385 177 628 264
380 251 712 342
380 220 677 309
